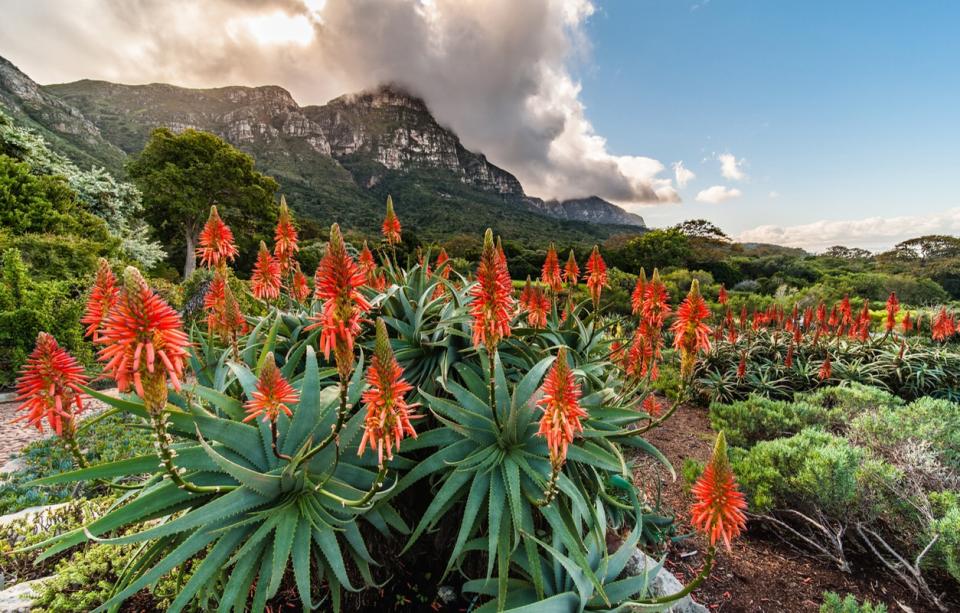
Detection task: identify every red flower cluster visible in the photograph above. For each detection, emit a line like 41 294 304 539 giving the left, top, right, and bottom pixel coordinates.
251 241 282 300
526 286 551 329
80 259 118 341
630 268 647 316
541 244 563 293
818 354 832 380
671 279 711 380
717 284 728 306
15 333 88 435
358 241 377 286
536 348 588 465
290 265 311 303
307 224 371 375
273 196 299 274
564 250 580 287
243 356 299 423
932 307 956 341
884 292 900 333
197 206 238 269
97 267 189 406
690 432 748 551
358 320 421 465
469 229 514 351
584 246 607 308
382 195 402 245
204 271 247 341
625 269 671 381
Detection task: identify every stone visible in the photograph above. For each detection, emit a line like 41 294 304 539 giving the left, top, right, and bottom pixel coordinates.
0 503 69 529
0 577 48 612
437 585 457 604
0 459 24 476
623 548 709 613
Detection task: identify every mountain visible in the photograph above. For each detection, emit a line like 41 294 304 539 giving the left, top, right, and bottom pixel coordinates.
0 56 645 245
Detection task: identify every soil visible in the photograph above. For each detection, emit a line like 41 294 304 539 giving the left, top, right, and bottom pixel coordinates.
632 400 956 613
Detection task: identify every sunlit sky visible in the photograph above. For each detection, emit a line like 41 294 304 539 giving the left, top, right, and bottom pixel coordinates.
2 0 960 251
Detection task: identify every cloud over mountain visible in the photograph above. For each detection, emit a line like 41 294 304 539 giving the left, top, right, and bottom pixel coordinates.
0 0 678 205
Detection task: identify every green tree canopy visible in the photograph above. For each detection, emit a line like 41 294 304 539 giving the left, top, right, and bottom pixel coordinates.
127 128 279 277
611 228 690 272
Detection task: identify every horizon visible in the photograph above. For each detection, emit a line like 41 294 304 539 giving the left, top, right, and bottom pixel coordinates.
2 0 959 252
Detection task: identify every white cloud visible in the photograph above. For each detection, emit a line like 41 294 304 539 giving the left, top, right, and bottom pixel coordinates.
737 208 960 251
695 185 742 204
718 153 746 181
0 0 679 205
768 190 780 198
673 161 695 188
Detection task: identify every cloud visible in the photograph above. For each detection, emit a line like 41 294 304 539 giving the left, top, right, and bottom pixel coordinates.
768 190 780 198
0 0 678 205
718 153 746 181
737 208 960 251
673 161 695 188
695 185 742 204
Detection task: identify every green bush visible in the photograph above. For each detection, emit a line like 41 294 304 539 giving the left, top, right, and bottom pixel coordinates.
819 591 888 613
731 428 875 515
850 397 960 469
710 394 834 448
928 491 960 583
797 383 903 414
0 248 91 387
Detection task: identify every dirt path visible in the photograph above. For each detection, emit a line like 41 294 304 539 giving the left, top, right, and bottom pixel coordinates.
0 390 116 466
631 401 946 613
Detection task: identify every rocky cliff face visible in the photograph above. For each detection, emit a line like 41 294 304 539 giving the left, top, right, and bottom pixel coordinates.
0 54 646 234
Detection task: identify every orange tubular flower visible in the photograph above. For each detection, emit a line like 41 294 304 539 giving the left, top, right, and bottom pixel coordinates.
382 195 402 245
527 287 551 329
251 241 282 300
671 279 712 380
584 245 607 308
520 276 535 313
243 355 299 423
736 352 747 380
642 394 662 417
15 332 88 435
204 271 247 341
306 224 371 375
536 348 588 466
197 205 238 269
932 307 955 341
718 284 728 306
691 432 748 551
564 250 580 287
273 196 299 274
81 259 118 341
902 311 913 334
642 269 672 329
885 292 900 333
290 265 311 303
359 320 421 466
98 267 189 408
541 244 563 293
469 229 515 351
630 268 647 316
819 354 832 380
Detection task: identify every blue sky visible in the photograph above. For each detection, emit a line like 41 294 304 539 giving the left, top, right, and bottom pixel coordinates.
2 0 959 250
576 0 960 246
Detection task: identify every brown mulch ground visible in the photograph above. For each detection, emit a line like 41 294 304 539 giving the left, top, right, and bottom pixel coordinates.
631 401 952 613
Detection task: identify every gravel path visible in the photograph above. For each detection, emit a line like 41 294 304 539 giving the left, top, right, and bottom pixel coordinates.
0 389 118 466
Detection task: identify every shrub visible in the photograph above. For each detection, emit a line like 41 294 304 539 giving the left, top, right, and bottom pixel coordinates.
819 591 888 613
710 395 834 448
929 491 960 583
797 383 903 415
850 397 960 470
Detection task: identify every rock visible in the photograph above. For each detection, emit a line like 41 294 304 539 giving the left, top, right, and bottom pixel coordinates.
0 459 25 476
623 549 709 613
0 577 48 612
0 503 70 529
437 585 457 604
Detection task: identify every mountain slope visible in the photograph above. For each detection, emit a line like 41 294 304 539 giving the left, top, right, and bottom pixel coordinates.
0 55 646 245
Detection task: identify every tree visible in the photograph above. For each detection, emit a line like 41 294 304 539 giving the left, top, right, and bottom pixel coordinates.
611 228 690 272
674 219 730 242
127 128 279 278
822 245 873 260
887 235 960 266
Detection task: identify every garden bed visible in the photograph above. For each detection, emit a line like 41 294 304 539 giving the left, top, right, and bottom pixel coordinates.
634 400 952 612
